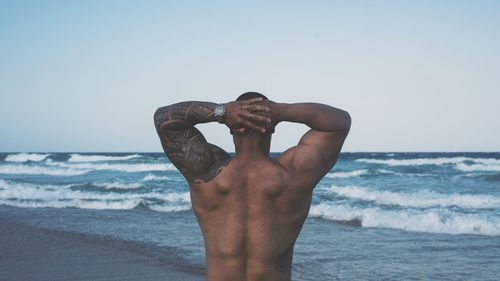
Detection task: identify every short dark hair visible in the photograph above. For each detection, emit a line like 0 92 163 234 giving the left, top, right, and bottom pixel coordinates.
236 92 268 101
232 91 274 135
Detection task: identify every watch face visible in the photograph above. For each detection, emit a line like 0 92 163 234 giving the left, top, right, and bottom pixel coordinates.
214 105 224 117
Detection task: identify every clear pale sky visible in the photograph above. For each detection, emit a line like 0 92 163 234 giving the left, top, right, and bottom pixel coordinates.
1 0 499 152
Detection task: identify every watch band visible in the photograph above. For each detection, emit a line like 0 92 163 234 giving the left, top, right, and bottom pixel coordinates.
214 103 225 123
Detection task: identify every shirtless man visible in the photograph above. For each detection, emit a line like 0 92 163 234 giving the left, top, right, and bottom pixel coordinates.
154 92 351 281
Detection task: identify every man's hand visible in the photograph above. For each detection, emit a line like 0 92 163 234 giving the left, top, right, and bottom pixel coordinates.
224 98 271 133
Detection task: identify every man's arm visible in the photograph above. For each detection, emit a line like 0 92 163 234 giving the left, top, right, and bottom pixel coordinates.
154 99 270 184
272 102 351 180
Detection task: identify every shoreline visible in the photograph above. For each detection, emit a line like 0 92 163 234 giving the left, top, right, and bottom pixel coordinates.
0 217 203 281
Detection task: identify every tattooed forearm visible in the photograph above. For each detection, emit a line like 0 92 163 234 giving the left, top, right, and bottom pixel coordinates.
154 101 216 131
154 102 230 183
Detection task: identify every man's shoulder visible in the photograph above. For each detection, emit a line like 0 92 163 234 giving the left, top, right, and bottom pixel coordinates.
276 145 321 171
275 146 328 188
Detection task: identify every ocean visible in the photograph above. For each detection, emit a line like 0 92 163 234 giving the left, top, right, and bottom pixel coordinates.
1 152 499 280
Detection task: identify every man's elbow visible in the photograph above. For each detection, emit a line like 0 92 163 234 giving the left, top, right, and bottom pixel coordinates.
153 107 166 132
339 111 351 136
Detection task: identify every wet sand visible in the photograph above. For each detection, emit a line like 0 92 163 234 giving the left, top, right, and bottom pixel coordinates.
0 217 203 281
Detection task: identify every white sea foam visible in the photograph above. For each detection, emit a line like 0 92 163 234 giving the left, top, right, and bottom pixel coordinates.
0 165 88 176
0 180 190 211
468 158 500 165
325 169 369 179
97 182 143 190
309 203 500 236
357 157 500 169
159 192 191 203
68 154 141 162
455 163 500 172
149 205 191 212
143 174 170 181
0 160 177 176
356 157 469 166
1 182 131 201
5 153 50 162
47 161 177 173
374 169 430 177
376 169 399 175
0 198 142 210
326 185 500 209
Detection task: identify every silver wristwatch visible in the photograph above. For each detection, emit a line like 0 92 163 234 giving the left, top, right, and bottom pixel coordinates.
214 103 225 123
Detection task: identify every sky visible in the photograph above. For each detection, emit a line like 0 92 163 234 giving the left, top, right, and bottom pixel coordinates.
1 0 499 152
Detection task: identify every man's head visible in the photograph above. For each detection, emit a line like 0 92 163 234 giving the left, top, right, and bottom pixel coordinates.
232 92 275 135
236 92 269 102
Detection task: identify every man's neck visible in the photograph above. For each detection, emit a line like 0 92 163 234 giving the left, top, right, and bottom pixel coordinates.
233 133 271 161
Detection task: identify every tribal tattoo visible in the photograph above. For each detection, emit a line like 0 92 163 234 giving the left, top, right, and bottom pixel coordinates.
154 102 231 183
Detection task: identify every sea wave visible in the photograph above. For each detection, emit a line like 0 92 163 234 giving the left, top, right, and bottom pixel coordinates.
326 185 500 209
309 203 500 236
0 180 140 208
356 157 500 167
47 161 177 173
325 169 369 179
159 192 191 203
455 163 500 172
148 205 191 212
143 174 170 181
0 159 177 176
97 182 143 190
0 198 142 210
0 165 88 176
5 153 50 162
0 180 190 210
376 169 400 175
68 154 141 162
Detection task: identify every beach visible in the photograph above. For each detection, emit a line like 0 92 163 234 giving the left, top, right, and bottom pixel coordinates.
0 217 202 281
1 152 499 280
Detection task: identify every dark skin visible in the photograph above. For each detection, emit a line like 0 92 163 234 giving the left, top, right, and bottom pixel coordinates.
154 98 351 281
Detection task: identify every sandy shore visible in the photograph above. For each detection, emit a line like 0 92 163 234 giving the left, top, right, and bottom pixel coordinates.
0 217 203 281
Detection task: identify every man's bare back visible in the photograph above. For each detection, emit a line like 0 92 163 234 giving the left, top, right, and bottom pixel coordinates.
154 92 351 281
192 156 313 280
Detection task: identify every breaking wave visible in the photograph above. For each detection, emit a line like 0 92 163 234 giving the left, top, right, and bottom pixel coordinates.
309 203 500 236
47 161 176 173
5 153 50 162
326 185 500 209
0 180 190 211
455 163 500 172
68 154 141 162
376 169 400 175
325 169 369 179
2 198 143 210
0 165 88 176
0 161 176 176
357 156 500 174
356 157 500 167
97 182 143 190
143 174 170 181
148 205 191 212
